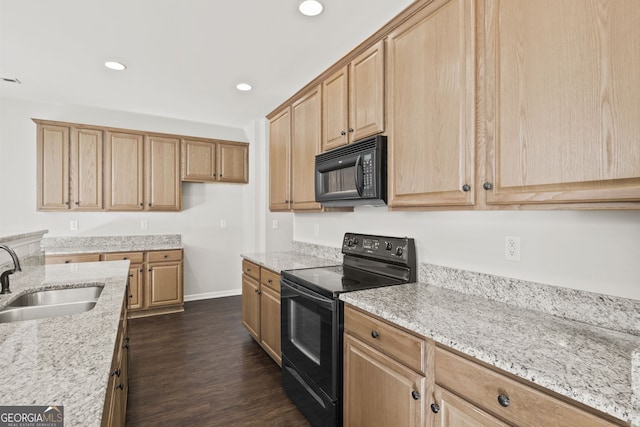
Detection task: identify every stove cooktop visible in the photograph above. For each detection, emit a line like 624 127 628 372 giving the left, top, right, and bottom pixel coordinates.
281 265 407 298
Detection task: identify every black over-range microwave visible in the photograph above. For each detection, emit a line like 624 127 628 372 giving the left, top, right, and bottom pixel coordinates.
314 135 387 207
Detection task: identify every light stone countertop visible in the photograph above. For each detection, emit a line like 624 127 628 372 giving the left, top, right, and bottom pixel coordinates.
340 282 640 425
241 251 341 273
0 261 130 427
42 234 182 256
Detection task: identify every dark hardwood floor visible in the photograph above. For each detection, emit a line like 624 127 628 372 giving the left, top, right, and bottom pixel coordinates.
125 296 310 427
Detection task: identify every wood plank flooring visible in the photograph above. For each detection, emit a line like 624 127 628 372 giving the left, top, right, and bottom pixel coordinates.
125 296 310 427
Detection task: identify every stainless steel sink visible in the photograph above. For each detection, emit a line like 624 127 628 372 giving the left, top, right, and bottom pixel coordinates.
8 286 103 307
0 285 103 323
0 301 98 323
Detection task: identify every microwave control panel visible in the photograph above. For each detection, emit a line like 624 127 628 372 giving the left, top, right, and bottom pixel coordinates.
362 153 375 197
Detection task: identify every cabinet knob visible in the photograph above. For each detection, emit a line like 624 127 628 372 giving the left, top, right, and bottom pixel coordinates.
124 343 129 350
129 294 133 298
257 290 262 295
140 203 143 207
285 200 289 203
371 330 379 339
117 384 124 390
430 403 440 413
483 182 493 190
340 130 346 136
75 201 80 205
497 394 510 407
128 274 134 278
139 268 143 273
123 257 128 260
268 279 272 284
148 268 152 272
164 255 168 258
65 201 69 206
148 203 152 207
348 128 354 133
111 368 121 377
462 184 471 192
411 391 421 400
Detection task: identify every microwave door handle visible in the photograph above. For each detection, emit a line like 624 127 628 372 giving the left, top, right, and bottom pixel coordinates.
355 154 364 196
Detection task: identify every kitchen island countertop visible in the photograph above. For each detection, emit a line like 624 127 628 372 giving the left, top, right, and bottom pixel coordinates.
341 282 640 426
0 261 130 427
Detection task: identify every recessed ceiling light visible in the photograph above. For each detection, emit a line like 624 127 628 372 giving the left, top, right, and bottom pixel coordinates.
236 83 252 92
104 61 126 71
299 0 323 16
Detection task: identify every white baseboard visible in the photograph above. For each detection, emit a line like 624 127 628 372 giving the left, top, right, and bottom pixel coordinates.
184 289 242 302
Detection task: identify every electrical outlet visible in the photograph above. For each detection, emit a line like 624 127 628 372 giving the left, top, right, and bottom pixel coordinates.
313 223 320 237
505 236 521 261
141 220 148 230
69 220 78 231
220 219 227 229
272 219 279 230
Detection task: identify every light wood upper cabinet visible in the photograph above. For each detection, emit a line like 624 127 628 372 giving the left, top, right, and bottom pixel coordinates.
291 85 322 210
71 128 103 210
181 138 248 184
37 124 70 210
218 142 248 183
145 135 181 211
387 0 475 208
322 40 385 151
182 139 216 182
480 0 640 206
269 107 292 211
105 132 145 211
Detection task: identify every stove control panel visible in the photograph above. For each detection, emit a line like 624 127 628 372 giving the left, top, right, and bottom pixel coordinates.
342 233 415 265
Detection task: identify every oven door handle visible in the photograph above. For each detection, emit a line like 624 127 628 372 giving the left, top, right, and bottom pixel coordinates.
281 280 335 310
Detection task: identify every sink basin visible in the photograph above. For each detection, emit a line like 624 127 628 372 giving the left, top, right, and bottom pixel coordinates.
0 301 97 323
8 286 103 307
0 286 103 323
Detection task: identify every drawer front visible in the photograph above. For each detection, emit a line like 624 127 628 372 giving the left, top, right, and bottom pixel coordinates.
242 259 260 281
435 348 622 427
260 268 280 292
46 253 101 264
344 305 424 374
147 249 183 263
103 252 144 263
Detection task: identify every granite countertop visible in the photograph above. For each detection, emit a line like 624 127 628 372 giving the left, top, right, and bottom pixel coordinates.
42 234 183 256
0 261 130 427
341 283 640 425
242 251 341 273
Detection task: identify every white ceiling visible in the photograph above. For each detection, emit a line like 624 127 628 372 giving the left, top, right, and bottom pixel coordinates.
0 0 414 129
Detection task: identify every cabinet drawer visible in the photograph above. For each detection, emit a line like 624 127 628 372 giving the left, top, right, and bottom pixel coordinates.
147 249 183 263
435 348 622 427
46 253 101 264
242 259 260 281
103 252 144 263
344 305 424 374
260 268 280 292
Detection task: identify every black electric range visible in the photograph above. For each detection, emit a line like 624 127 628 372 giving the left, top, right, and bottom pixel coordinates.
280 233 416 427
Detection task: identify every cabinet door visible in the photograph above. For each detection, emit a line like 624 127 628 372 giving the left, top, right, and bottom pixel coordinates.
259 284 281 366
269 107 292 211
322 65 349 151
218 142 248 183
71 128 103 210
146 262 183 308
241 274 261 341
128 265 144 311
343 333 426 427
145 136 181 211
387 0 475 207
481 0 640 205
105 132 144 211
433 386 509 427
37 124 70 210
181 139 216 182
349 40 385 143
45 253 102 264
291 85 322 210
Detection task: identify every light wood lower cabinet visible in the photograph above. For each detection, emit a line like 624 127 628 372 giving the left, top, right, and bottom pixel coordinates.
343 305 431 427
45 250 183 318
432 385 509 427
102 296 129 427
241 259 281 366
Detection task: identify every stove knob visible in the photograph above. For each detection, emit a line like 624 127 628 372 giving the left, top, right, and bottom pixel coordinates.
385 241 393 251
396 247 404 256
353 237 358 245
347 238 354 247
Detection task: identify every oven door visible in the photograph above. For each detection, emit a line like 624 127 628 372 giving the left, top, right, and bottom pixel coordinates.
281 278 339 400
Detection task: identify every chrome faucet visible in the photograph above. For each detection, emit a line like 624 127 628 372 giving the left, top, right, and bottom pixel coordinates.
0 245 22 294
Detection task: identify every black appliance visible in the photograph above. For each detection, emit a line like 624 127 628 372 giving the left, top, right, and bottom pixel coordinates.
314 135 387 207
281 233 416 427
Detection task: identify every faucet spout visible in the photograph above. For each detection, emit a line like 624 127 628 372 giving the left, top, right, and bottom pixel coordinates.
0 244 22 294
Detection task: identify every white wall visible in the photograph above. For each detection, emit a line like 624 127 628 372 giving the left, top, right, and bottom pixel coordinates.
295 208 640 301
0 97 255 299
